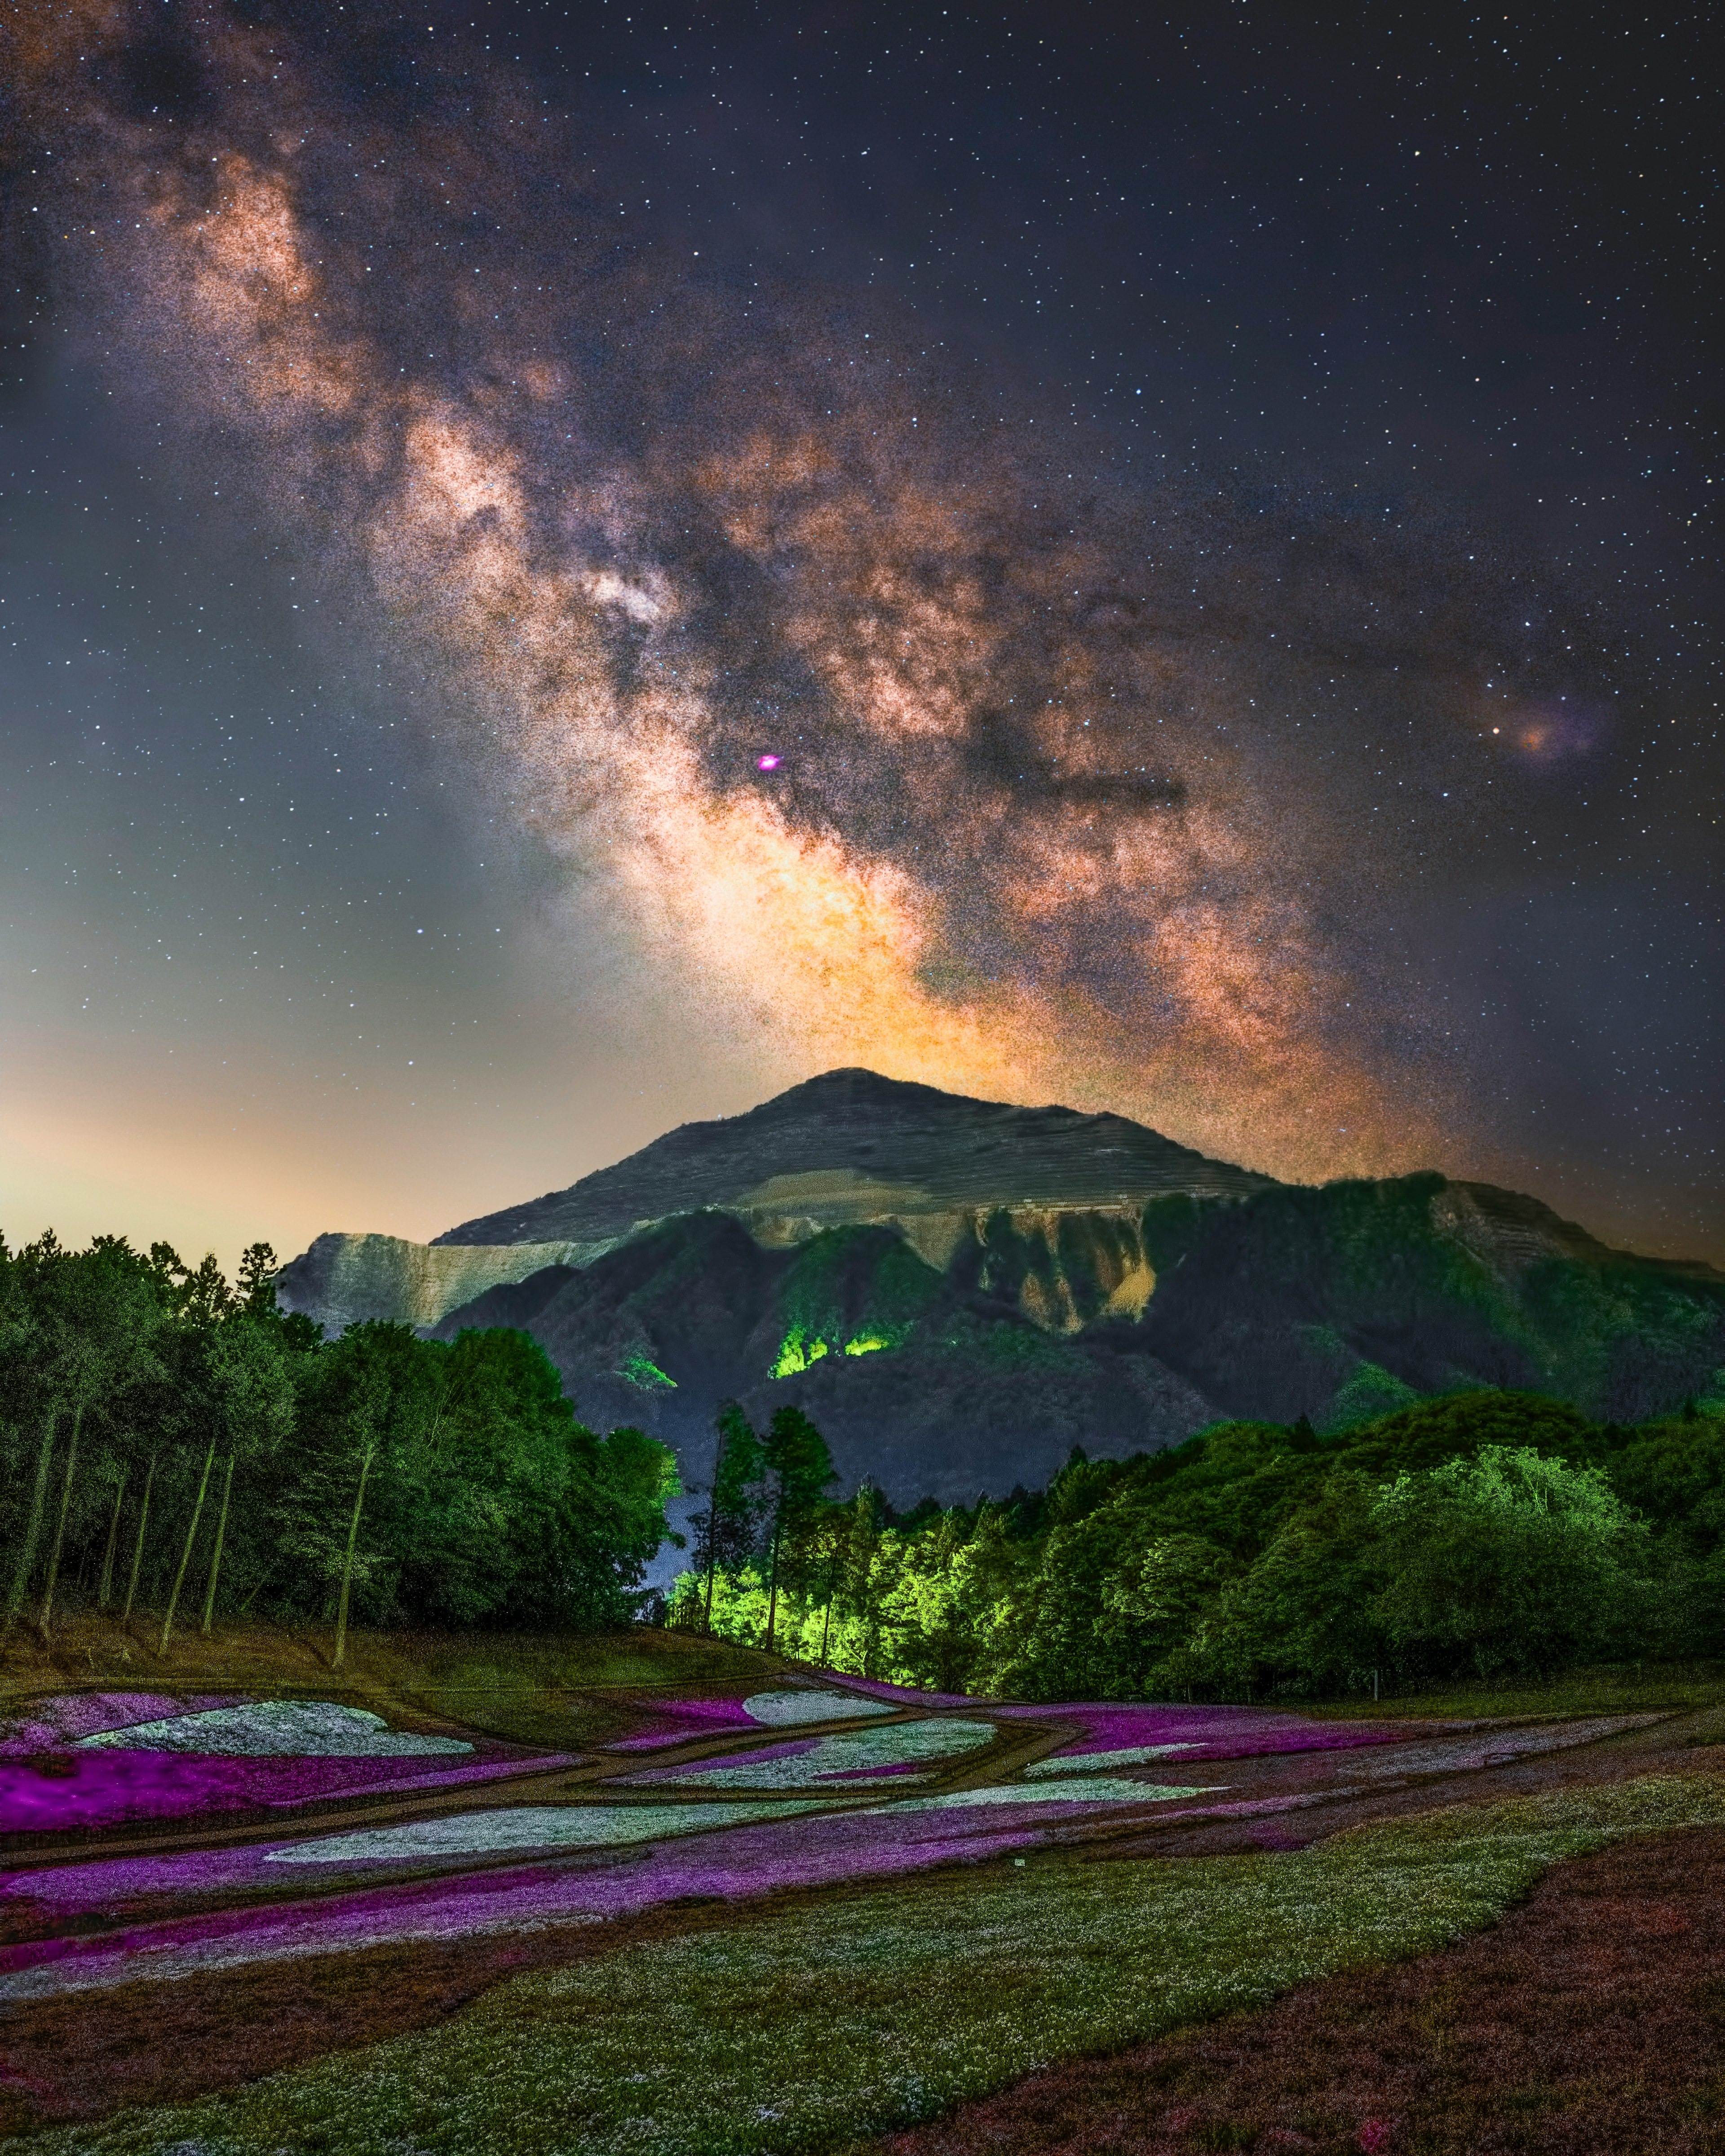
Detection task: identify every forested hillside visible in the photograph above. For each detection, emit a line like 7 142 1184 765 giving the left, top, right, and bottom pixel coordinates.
0 1233 678 1655
672 1388 1725 1700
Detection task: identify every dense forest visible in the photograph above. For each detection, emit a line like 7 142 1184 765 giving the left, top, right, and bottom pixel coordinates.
13 1228 1725 1700
670 1388 1725 1699
0 1233 678 1657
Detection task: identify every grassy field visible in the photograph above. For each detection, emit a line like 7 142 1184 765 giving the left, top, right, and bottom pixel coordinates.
1300 1661 1725 1724
19 1770 1725 2156
0 1613 787 1750
13 1642 1725 2152
856 1822 1725 2156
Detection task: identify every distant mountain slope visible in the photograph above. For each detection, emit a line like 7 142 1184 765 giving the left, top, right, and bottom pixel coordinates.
423 1172 1724 1507
427 1213 1216 1507
279 1069 1725 1511
1125 1173 1724 1430
432 1067 1276 1247
274 1233 602 1335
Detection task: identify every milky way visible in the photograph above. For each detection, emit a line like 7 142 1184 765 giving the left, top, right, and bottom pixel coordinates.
4 2 1688 1202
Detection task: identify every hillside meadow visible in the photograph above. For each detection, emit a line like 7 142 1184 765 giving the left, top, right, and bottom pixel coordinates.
4 1611 1725 2151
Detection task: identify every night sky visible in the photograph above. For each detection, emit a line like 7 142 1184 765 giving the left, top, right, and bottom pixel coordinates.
2 0 1718 1271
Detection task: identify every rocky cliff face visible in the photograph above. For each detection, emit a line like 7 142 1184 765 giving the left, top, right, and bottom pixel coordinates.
278 1071 1725 1510
424 1212 1216 1507
274 1232 608 1335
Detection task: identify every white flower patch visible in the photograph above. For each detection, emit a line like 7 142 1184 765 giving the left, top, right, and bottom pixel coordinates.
267 1800 830 1864
875 1777 1230 1812
637 1718 997 1789
1025 1743 1205 1776
75 1701 473 1758
743 1689 893 1726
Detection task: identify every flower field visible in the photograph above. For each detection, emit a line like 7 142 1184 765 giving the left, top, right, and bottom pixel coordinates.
4 1659 1723 2149
0 1690 574 1838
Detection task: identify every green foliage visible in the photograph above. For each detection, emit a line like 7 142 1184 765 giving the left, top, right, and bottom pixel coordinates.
34 1774 1725 2156
680 1391 1725 1700
1324 1358 1422 1431
618 1352 677 1392
0 1232 680 1644
769 1228 943 1376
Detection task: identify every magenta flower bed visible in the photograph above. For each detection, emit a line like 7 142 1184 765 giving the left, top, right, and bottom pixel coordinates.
607 1688 893 1751
0 1689 1567 2008
606 1697 765 1751
0 1747 575 1838
0 1798 1086 1999
621 1736 816 1782
0 1694 245 1755
0 1773 1327 1961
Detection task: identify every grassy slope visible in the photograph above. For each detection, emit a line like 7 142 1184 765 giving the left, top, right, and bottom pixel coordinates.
857 1825 1725 2156
0 1614 789 1750
23 1773 1725 2156
1300 1660 1725 1725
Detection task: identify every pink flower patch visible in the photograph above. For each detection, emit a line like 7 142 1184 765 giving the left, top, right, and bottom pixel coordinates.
606 1697 766 1750
991 1702 1426 1763
0 1748 573 1837
0 1694 244 1755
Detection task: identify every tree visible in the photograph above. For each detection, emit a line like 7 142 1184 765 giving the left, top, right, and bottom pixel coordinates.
290 1324 415 1670
760 1407 836 1653
120 1448 159 1623
1096 1530 1238 1694
1370 1446 1657 1678
155 1248 245 1655
0 1237 59 1634
695 1404 766 1636
0 1236 164 1638
0 1226 686 1641
376 1329 677 1630
197 1317 294 1635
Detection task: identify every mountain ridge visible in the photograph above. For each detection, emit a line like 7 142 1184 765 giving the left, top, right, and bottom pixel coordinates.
430 1067 1278 1248
275 1069 1725 1516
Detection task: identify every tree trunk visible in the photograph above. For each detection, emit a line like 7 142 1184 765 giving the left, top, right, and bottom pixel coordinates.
97 1465 129 1611
820 1550 839 1666
701 1422 725 1636
36 1408 82 1638
159 1441 216 1655
4 1415 57 1631
764 1505 783 1654
332 1445 376 1671
702 1515 719 1635
122 1453 158 1623
199 1454 235 1637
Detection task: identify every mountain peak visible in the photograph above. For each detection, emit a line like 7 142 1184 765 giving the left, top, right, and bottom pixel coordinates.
433 1067 1277 1247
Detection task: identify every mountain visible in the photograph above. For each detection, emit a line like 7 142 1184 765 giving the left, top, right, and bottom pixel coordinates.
272 1233 606 1337
277 1069 1725 1511
424 1210 1215 1507
432 1066 1275 1250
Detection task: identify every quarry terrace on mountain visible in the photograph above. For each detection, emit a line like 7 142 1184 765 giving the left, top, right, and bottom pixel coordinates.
275 1070 1725 1511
